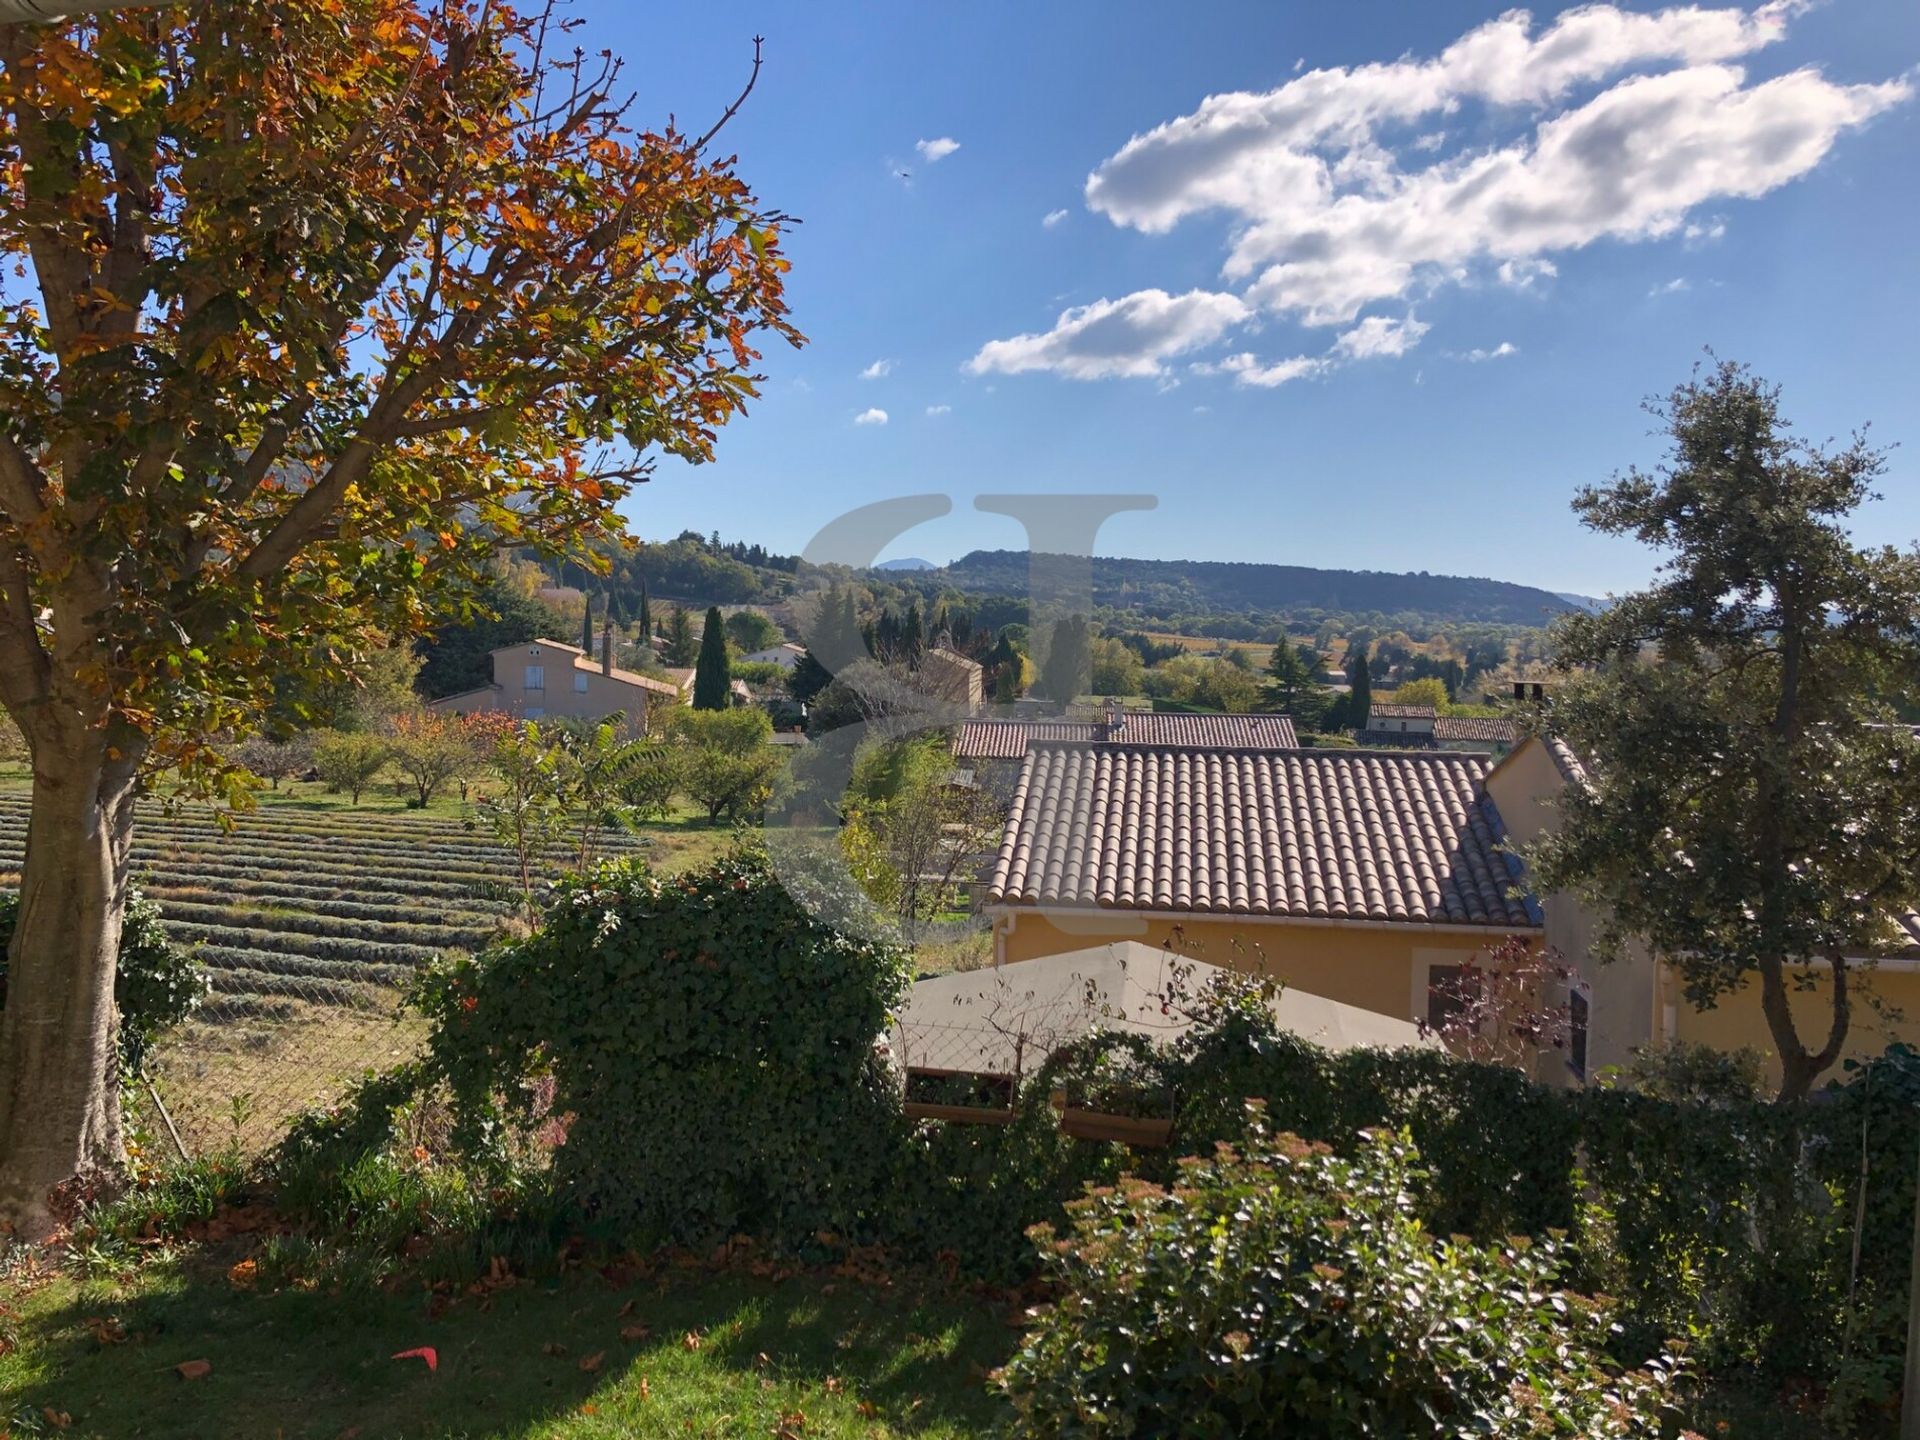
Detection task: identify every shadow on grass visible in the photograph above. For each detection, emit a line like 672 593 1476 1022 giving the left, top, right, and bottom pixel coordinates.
9 1250 1016 1440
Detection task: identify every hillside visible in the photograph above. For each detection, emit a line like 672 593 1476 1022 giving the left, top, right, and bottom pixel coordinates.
926 551 1577 627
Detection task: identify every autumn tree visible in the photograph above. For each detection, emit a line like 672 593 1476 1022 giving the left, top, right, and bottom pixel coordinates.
1531 362 1920 1099
0 3 798 1232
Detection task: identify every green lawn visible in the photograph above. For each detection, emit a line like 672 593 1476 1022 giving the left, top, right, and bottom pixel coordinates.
1 1254 1015 1439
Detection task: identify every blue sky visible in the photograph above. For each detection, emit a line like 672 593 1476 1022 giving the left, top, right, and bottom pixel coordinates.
585 1 1917 598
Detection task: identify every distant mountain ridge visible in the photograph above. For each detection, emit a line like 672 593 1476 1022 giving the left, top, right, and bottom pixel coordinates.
873 557 938 571
923 550 1577 627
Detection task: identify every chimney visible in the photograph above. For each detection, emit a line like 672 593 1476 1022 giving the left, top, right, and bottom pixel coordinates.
601 624 613 676
1104 696 1122 735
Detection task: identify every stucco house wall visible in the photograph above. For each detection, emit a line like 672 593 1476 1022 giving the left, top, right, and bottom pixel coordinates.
428 639 676 733
991 907 1531 1044
1485 735 1920 1087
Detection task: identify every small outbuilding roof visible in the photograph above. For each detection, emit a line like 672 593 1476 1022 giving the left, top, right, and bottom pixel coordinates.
890 942 1438 1078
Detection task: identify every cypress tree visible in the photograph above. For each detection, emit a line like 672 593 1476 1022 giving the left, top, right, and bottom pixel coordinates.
638 582 652 640
903 601 924 666
666 605 696 666
580 594 595 652
1347 649 1372 729
693 605 731 710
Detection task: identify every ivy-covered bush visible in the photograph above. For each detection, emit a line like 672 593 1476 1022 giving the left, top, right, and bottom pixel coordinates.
0 888 206 1071
418 849 912 1247
999 1118 1687 1439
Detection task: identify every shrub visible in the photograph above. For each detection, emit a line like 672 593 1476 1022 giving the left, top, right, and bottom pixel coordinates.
311 728 391 803
419 847 911 1247
999 1119 1687 1440
0 888 205 1072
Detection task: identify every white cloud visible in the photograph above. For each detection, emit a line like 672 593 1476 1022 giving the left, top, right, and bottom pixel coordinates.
925 403 951 416
1193 352 1325 388
915 136 961 163
1649 276 1692 295
860 358 895 380
1331 314 1430 360
1497 257 1559 290
853 408 889 426
1459 341 1520 361
1412 130 1448 152
1077 3 1904 325
966 288 1250 381
1683 215 1728 244
1042 208 1070 228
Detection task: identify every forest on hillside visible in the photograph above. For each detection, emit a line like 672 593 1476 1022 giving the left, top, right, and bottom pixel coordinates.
926 551 1577 629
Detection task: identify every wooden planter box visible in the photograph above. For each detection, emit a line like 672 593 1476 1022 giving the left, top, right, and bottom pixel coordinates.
1059 1108 1174 1148
903 1067 1016 1126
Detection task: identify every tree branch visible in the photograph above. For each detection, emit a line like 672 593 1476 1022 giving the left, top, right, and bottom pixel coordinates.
0 435 48 522
692 36 763 153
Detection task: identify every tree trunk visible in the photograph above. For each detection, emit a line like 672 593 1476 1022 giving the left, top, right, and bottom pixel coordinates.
0 739 139 1239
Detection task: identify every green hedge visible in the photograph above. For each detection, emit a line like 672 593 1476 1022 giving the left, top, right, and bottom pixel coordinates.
419 851 912 1247
370 861 1917 1428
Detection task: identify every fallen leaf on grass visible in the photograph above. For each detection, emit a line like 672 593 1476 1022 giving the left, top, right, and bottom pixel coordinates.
175 1359 212 1381
540 1341 568 1357
392 1347 438 1372
637 1376 651 1401
774 1410 808 1439
41 1406 71 1429
227 1258 257 1289
577 1351 604 1374
84 1315 126 1346
681 1330 704 1351
857 1400 879 1419
619 1324 651 1342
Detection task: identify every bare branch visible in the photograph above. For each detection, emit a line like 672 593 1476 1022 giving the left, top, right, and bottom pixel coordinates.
692 36 763 153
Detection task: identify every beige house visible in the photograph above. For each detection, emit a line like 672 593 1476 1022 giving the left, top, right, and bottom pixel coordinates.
1485 734 1920 1086
919 645 985 711
429 636 681 733
984 741 1547 1063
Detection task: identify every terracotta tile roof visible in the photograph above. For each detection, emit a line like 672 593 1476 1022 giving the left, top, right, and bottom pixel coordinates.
568 653 681 698
955 720 1100 758
1432 716 1519 745
1370 703 1437 719
1544 736 1591 787
954 711 1298 760
989 742 1539 929
1113 712 1298 749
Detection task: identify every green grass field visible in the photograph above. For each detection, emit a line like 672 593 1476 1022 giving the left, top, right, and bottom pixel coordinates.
0 1253 1015 1439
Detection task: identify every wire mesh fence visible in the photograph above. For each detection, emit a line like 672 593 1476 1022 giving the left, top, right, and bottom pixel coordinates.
0 787 653 1158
